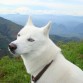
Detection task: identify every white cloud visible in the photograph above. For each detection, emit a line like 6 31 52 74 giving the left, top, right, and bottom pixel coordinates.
0 7 30 14
1 0 82 9
0 0 83 16
13 7 30 14
0 6 56 15
0 0 82 5
0 8 15 14
0 7 83 16
0 0 41 5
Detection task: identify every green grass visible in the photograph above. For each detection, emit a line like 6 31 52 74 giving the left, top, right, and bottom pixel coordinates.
0 57 31 83
58 41 83 69
0 41 83 83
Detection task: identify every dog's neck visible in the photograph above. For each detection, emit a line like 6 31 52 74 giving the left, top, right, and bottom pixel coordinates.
21 39 62 76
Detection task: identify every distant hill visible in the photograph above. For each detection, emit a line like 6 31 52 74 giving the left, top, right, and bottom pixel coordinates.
0 17 80 58
1 14 83 39
0 17 22 57
49 35 80 43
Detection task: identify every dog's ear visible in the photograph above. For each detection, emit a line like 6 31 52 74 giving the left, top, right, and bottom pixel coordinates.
25 16 34 26
43 21 52 36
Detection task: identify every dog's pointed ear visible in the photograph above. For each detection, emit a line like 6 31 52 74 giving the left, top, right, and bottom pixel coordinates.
26 16 34 26
28 16 33 26
43 21 52 36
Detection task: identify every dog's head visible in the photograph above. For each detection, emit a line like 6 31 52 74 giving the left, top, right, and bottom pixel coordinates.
8 16 51 56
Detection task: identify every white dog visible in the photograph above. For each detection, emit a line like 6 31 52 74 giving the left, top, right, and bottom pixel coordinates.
9 17 83 83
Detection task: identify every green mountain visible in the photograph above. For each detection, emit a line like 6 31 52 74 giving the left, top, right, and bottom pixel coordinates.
50 35 80 43
0 17 22 57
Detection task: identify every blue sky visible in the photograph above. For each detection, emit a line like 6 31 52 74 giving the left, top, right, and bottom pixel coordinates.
0 0 83 16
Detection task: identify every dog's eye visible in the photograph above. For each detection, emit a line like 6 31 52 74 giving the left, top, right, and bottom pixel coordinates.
17 34 20 37
27 38 35 42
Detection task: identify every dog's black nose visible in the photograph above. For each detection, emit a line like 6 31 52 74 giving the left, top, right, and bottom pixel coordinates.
9 43 17 51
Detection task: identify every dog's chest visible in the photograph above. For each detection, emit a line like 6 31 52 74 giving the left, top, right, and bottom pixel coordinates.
31 62 59 83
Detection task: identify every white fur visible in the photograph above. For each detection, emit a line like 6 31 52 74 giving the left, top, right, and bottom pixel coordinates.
10 16 83 83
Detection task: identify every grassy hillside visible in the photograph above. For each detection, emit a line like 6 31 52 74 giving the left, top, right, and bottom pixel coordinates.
58 41 83 69
0 57 30 83
0 41 83 83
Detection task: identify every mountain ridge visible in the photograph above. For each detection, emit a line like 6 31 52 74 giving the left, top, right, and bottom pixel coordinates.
0 17 22 57
0 14 83 39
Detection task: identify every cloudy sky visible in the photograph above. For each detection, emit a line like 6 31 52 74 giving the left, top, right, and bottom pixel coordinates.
0 0 83 16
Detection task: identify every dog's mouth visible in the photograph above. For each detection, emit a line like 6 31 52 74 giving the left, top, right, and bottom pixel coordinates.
8 47 16 54
8 47 20 57
8 43 17 55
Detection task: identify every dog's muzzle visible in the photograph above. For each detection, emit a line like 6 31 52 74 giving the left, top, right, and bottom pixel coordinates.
8 43 17 54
